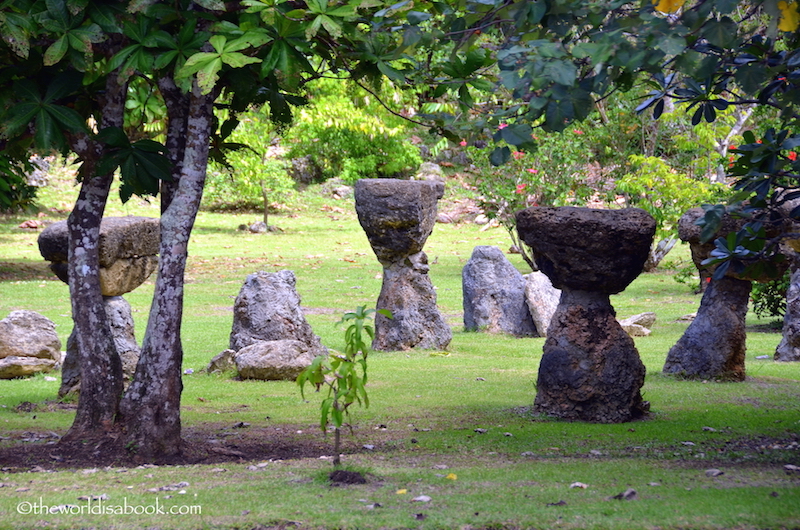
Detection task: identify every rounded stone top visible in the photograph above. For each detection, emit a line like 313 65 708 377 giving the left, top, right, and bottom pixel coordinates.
515 206 656 294
354 179 444 265
678 207 788 282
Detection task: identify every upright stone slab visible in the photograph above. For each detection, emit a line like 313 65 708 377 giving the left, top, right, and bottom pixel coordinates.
776 251 800 361
226 270 326 380
524 271 561 337
462 246 536 336
516 206 655 423
355 179 451 351
229 270 326 354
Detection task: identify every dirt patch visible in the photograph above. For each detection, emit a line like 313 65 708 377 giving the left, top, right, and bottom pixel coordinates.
329 469 367 485
0 424 388 472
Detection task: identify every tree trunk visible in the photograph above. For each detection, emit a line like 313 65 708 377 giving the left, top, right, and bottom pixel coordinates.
119 82 214 460
60 74 128 444
157 77 189 213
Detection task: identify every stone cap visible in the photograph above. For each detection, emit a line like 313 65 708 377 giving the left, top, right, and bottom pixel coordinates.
38 216 160 267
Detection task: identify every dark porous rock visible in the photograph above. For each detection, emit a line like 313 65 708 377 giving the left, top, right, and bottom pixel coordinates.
59 296 140 396
38 216 160 297
0 311 61 379
671 208 788 378
356 179 451 351
462 246 537 337
664 276 750 381
534 290 648 423
229 270 326 358
516 207 654 423
355 179 444 266
234 340 317 381
516 207 656 294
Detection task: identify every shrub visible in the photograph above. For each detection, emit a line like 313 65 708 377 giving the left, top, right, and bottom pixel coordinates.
203 111 296 215
752 269 790 320
284 93 421 185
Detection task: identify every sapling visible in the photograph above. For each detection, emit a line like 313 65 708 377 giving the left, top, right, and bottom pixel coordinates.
297 306 390 468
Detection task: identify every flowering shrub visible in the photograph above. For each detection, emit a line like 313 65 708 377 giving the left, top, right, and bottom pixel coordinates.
471 128 599 268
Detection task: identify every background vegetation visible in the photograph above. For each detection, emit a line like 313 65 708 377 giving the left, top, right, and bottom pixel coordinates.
0 162 798 529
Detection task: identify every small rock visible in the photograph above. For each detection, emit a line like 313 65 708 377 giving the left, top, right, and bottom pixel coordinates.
474 428 488 434
611 488 637 500
503 432 513 437
705 469 724 477
569 482 588 489
702 426 717 432
681 441 696 446
755 355 770 359
783 464 799 474
547 500 567 506
648 482 661 487
411 495 432 503
362 444 375 450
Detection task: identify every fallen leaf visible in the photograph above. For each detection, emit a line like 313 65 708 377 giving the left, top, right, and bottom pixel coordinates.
396 489 407 495
445 473 457 480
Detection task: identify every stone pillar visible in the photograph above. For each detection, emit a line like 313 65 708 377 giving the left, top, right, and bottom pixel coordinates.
516 206 655 423
776 249 800 361
355 179 451 351
664 208 786 380
38 216 160 396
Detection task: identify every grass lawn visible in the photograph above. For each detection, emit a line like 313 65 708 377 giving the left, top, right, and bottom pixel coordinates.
0 174 798 529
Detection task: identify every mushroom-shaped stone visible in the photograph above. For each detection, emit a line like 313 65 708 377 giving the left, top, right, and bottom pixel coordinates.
355 179 443 266
665 208 787 381
516 207 656 423
355 179 451 351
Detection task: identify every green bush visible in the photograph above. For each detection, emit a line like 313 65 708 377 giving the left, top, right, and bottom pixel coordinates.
284 91 421 185
203 111 296 213
751 268 790 320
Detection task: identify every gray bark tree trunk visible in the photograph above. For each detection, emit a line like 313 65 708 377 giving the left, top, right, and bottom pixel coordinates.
119 82 214 460
61 74 128 443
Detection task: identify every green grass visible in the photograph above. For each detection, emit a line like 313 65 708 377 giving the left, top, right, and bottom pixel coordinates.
0 173 799 529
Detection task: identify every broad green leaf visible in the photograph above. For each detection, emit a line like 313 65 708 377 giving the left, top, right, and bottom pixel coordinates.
43 35 68 65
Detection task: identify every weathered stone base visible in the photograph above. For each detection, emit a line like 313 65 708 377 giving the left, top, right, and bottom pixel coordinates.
534 290 647 423
776 265 800 362
373 252 452 351
59 296 140 397
663 276 750 381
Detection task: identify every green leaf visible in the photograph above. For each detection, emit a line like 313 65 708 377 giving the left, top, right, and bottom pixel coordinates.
490 146 511 166
43 35 68 66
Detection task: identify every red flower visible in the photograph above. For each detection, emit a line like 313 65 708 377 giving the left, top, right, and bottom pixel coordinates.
512 151 524 160
573 129 584 135
498 123 508 130
526 168 538 173
789 151 798 162
459 140 467 147
515 184 526 194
